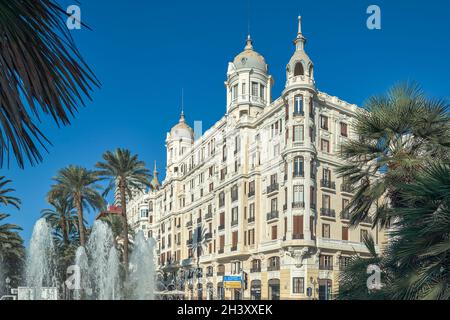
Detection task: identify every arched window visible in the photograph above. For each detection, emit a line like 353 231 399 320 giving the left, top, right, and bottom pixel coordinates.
309 64 314 78
294 62 304 76
293 157 304 177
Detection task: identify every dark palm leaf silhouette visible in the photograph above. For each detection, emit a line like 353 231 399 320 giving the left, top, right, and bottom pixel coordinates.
0 0 99 168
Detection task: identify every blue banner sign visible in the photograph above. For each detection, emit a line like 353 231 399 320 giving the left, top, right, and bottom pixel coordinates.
223 275 242 282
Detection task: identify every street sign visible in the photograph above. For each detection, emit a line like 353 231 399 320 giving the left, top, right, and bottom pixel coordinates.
223 275 242 289
224 282 242 289
223 275 242 282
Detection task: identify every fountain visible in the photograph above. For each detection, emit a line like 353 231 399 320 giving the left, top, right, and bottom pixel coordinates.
79 220 122 300
25 218 57 300
128 231 155 300
17 218 156 300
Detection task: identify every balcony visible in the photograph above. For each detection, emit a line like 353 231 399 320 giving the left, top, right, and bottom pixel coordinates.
248 216 255 223
267 265 280 271
186 221 193 228
218 249 224 255
293 111 304 117
341 184 353 193
266 183 279 194
250 267 261 273
231 195 238 202
231 220 238 227
321 180 336 190
205 212 213 220
205 233 212 241
292 234 304 240
248 190 255 198
320 208 336 218
267 211 279 221
340 210 351 220
218 225 225 231
231 246 237 252
292 202 305 209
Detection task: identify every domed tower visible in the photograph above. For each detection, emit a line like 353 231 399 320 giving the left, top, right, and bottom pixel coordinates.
283 17 317 242
225 35 273 119
166 111 194 179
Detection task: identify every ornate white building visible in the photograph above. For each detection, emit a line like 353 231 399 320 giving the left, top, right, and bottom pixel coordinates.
126 17 386 300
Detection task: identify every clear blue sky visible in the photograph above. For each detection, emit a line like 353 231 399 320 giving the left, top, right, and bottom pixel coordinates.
2 0 449 244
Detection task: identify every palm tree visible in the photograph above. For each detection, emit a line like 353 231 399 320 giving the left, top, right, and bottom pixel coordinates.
51 166 105 246
0 0 99 168
384 163 450 299
0 178 24 287
95 148 151 267
337 82 449 228
41 191 78 247
192 226 209 275
336 235 388 300
0 177 21 209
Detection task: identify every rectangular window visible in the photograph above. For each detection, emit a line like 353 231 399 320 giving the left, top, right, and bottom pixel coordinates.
294 95 304 115
340 122 348 137
293 215 303 238
271 198 278 212
260 84 266 99
231 207 239 224
251 82 258 96
242 82 246 95
271 225 278 240
342 226 349 241
323 168 331 181
321 139 330 153
320 115 329 130
322 224 331 239
293 125 304 142
360 229 369 242
232 84 238 100
219 212 225 227
323 194 331 209
249 203 255 219
219 235 225 252
293 185 304 203
319 255 333 270
293 277 305 294
232 231 238 248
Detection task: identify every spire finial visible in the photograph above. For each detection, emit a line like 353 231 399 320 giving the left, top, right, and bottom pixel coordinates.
298 15 302 35
294 15 306 51
179 88 186 122
245 34 253 50
154 160 158 174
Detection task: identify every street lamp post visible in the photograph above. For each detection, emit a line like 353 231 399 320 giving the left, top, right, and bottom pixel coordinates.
5 276 11 295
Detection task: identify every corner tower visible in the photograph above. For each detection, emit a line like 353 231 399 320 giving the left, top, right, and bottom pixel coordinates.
225 35 273 119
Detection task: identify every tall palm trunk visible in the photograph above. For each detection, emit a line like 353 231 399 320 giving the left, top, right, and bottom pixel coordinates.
75 195 86 246
119 180 129 269
60 212 69 247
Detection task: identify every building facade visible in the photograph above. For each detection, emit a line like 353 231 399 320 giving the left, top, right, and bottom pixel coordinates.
126 17 386 300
